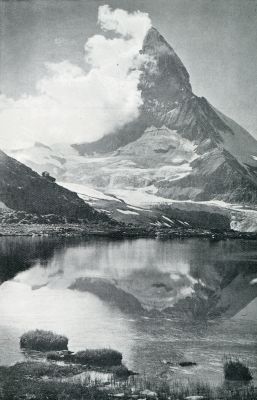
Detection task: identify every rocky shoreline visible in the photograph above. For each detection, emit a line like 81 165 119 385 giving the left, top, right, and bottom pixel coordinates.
0 222 257 241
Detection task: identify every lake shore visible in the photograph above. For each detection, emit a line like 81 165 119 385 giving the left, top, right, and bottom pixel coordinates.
0 360 256 400
0 222 257 240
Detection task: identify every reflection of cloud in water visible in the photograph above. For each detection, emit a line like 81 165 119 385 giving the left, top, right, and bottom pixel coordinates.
16 239 192 279
0 281 134 366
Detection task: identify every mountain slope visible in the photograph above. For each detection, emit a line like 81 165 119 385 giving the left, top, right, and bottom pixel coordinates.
0 149 108 222
72 27 257 204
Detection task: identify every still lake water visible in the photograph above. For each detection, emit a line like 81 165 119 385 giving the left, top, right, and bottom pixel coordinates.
0 237 256 385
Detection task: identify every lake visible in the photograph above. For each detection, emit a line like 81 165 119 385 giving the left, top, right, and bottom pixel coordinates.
0 236 256 385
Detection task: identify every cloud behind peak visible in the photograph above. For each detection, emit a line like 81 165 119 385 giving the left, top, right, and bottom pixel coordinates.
0 5 151 149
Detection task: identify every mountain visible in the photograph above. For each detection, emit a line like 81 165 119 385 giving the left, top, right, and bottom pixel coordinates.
7 27 257 208
73 27 257 204
0 149 109 222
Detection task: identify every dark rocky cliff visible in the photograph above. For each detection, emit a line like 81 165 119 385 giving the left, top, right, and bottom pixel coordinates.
0 150 109 222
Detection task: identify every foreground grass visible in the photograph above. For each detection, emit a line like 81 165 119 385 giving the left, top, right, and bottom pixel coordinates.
0 361 256 400
5 361 84 379
0 372 108 400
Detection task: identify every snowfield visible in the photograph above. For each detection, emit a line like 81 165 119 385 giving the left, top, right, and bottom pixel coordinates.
58 182 120 202
57 182 257 232
117 209 139 215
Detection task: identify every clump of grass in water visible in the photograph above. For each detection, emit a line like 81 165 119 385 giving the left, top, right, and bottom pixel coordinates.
47 348 123 367
74 349 122 366
20 329 68 351
224 356 253 381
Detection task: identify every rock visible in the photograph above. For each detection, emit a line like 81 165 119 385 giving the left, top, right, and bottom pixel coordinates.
47 350 74 361
185 396 205 400
162 359 173 365
179 361 197 367
140 389 157 398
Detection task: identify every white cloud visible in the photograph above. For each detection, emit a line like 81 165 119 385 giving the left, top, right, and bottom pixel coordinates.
0 5 151 150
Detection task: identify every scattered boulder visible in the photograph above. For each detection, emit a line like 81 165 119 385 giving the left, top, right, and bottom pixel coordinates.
110 365 136 378
179 361 197 367
162 359 174 366
42 171 56 183
47 350 74 361
140 389 157 399
185 396 205 400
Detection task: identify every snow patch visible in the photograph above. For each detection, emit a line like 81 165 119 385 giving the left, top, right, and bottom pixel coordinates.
180 286 194 297
169 273 180 281
110 188 257 232
58 182 119 202
117 209 139 215
127 205 143 211
178 220 186 226
109 188 173 207
162 216 174 224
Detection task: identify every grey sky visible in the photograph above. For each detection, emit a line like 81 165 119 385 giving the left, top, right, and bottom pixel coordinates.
1 0 257 139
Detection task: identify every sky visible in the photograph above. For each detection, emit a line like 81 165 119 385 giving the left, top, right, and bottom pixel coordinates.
0 0 257 148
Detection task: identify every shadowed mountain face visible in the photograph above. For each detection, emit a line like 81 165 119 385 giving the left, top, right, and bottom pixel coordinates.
0 150 109 222
72 27 257 204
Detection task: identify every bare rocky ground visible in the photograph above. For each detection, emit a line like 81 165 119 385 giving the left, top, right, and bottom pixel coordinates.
1 222 257 241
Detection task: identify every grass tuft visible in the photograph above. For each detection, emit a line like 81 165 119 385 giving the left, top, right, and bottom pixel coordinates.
74 348 122 366
20 329 68 351
224 357 253 381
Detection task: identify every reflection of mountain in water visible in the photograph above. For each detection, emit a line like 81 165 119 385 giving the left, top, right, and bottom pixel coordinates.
1 237 256 321
69 277 145 314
